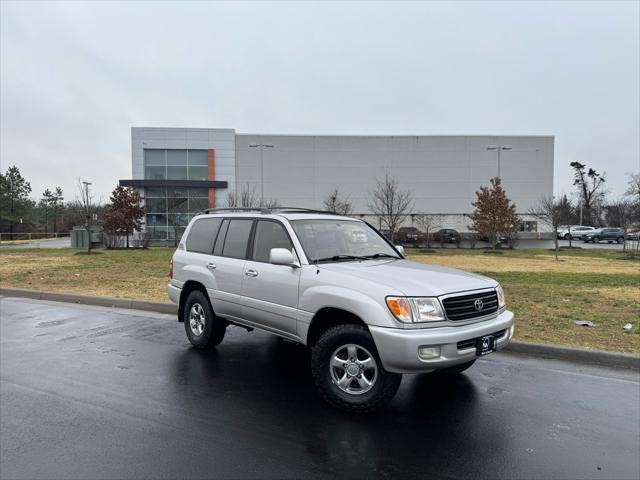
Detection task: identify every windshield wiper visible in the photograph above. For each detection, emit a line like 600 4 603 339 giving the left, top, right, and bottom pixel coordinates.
314 254 368 263
362 253 400 259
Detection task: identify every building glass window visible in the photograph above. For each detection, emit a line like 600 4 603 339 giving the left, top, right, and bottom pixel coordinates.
145 166 166 180
142 149 211 240
520 221 538 232
167 166 188 180
188 166 208 181
167 149 187 166
144 149 165 165
188 150 208 165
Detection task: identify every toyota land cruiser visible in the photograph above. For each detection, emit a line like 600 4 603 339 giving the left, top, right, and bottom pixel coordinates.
168 208 515 412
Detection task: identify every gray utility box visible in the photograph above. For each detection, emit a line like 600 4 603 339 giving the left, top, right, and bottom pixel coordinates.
71 226 102 249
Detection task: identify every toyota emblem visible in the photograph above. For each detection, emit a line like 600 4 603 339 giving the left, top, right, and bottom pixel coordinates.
474 299 484 311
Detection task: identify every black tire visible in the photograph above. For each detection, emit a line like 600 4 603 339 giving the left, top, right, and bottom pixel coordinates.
593 237 600 243
183 290 226 348
434 360 476 375
617 237 624 244
310 324 401 413
564 233 571 240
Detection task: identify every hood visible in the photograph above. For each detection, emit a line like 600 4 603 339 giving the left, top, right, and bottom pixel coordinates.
319 259 497 297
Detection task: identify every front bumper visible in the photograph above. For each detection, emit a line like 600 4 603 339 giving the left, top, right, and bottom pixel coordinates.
369 310 515 373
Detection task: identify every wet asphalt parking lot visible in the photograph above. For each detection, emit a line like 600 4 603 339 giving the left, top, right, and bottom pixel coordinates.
1 297 638 480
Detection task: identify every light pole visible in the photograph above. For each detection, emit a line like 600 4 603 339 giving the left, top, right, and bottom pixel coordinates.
81 181 92 252
486 145 512 178
248 142 274 205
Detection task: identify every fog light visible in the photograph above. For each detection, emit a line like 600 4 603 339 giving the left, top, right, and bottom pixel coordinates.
418 346 441 360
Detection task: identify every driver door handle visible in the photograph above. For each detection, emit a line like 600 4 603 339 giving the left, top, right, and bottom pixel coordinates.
245 269 258 277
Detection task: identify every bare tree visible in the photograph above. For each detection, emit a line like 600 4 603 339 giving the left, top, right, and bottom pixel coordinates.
570 162 607 225
625 172 640 202
368 172 413 243
226 184 279 209
323 188 353 216
414 214 441 248
624 172 640 229
76 178 95 253
226 184 258 208
529 196 573 260
606 199 637 252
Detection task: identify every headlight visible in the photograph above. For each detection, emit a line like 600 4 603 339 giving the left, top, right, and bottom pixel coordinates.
496 285 506 309
386 296 445 323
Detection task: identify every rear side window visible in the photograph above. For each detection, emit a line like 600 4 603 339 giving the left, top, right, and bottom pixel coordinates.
186 218 222 254
213 219 229 256
221 219 254 259
251 221 294 262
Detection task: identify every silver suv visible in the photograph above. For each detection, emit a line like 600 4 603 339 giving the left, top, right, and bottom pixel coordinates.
168 208 515 412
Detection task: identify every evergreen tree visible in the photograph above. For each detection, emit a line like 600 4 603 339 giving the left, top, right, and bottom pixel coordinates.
0 166 32 239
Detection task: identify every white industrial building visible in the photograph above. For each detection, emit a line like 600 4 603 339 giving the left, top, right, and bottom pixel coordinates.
120 128 554 240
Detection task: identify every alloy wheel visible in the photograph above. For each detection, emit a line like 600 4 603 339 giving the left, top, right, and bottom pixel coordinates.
329 344 378 395
189 303 206 336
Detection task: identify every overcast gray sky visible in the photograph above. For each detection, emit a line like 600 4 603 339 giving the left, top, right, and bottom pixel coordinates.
1 1 638 203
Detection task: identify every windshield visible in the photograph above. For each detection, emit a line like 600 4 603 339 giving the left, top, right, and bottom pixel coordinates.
291 219 400 263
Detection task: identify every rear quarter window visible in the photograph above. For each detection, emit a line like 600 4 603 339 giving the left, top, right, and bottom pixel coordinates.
186 218 223 254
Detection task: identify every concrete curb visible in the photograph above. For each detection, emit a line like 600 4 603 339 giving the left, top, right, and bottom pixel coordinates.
0 287 177 315
504 341 639 370
1 287 638 370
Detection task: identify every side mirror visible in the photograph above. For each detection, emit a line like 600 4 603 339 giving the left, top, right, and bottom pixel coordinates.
395 245 405 257
270 248 299 267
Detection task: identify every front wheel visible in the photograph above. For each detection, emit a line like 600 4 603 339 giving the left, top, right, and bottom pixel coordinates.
183 290 226 348
593 237 600 243
564 233 571 240
617 237 624 244
311 324 401 413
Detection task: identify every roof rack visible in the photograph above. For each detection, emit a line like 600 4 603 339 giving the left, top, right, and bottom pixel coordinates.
200 206 339 215
270 207 339 215
202 207 271 214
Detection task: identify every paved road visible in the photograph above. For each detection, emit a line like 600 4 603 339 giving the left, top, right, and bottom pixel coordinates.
0 238 71 249
1 298 638 480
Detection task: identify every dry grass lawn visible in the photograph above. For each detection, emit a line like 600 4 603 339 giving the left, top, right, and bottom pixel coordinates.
0 247 638 354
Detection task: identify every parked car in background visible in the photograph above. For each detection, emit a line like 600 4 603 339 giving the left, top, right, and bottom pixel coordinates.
583 228 625 244
557 225 595 240
626 230 640 241
433 229 461 244
479 234 508 245
396 226 422 244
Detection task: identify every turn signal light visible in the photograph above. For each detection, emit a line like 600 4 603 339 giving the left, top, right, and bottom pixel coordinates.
386 297 412 322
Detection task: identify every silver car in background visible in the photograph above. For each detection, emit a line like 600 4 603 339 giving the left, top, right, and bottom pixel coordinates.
557 225 595 240
168 208 515 412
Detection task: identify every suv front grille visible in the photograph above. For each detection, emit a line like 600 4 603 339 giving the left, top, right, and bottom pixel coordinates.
442 290 499 321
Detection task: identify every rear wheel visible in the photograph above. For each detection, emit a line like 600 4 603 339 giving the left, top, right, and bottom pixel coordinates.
183 290 226 348
310 324 401 413
435 360 476 375
617 237 624 244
